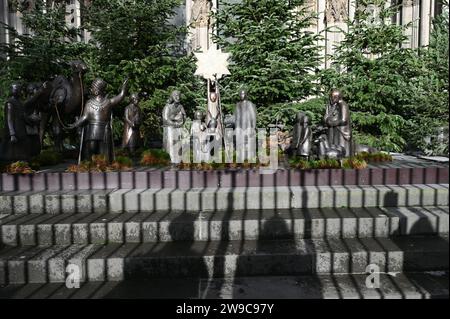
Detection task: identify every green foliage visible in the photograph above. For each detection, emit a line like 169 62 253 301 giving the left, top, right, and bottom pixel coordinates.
258 97 326 131
320 0 428 152
0 1 204 146
0 0 88 131
214 0 321 110
409 1 449 155
81 0 205 145
354 151 393 162
29 148 64 169
66 154 133 172
341 157 368 170
0 1 87 80
140 148 171 166
113 155 133 168
3 161 35 174
289 157 341 169
289 156 369 170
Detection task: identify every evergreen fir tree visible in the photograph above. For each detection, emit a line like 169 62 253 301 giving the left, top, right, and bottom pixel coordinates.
320 0 427 152
214 0 321 111
412 0 449 155
0 0 87 129
0 0 86 81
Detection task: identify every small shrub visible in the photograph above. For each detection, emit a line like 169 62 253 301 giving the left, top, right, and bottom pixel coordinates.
66 154 134 172
342 158 368 170
5 161 35 174
289 156 368 170
140 149 170 167
355 151 393 163
30 149 64 169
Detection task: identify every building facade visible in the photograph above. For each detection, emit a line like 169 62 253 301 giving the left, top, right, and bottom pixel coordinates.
0 0 445 67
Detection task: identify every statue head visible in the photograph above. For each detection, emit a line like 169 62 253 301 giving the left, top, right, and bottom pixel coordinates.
90 78 107 96
130 93 139 105
194 110 204 121
210 92 218 103
26 83 38 96
11 83 22 98
239 89 247 101
169 90 181 104
329 89 342 105
208 116 218 129
69 60 88 74
296 111 305 123
303 115 310 126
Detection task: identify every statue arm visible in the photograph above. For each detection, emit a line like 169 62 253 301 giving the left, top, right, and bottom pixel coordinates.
339 102 350 126
124 108 134 127
162 105 176 126
24 94 40 110
24 110 41 125
300 128 312 145
136 109 143 126
109 79 129 107
181 107 187 124
6 103 16 136
324 105 333 125
251 104 257 128
69 111 88 129
292 126 300 148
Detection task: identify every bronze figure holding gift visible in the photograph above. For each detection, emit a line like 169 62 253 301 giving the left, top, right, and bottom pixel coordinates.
122 93 142 156
68 78 128 163
162 90 186 162
324 89 352 158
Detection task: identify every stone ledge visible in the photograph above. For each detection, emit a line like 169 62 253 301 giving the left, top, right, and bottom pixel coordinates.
0 272 448 299
0 207 448 245
0 184 448 214
0 236 448 284
0 165 448 192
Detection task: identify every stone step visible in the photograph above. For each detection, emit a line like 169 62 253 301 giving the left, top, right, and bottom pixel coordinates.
0 184 448 214
1 207 448 246
0 236 447 284
0 272 448 299
2 163 447 192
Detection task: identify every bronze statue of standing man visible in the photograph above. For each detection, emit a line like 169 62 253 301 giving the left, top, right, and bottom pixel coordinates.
162 90 186 163
1 83 41 162
68 78 128 163
234 89 257 161
122 93 142 156
324 89 352 157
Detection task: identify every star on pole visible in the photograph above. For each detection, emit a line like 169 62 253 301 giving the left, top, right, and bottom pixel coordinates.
194 47 231 81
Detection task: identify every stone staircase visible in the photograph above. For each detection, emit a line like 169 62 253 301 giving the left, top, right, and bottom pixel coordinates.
0 166 448 298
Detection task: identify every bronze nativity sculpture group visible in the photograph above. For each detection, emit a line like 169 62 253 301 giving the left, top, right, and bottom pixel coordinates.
1 59 376 168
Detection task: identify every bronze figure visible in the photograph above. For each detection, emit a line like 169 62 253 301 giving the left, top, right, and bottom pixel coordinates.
292 112 312 158
234 89 257 161
68 78 128 163
191 110 208 163
162 90 186 162
46 60 88 152
23 82 45 157
1 83 41 161
324 89 352 158
235 89 257 132
121 93 142 156
317 134 345 159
